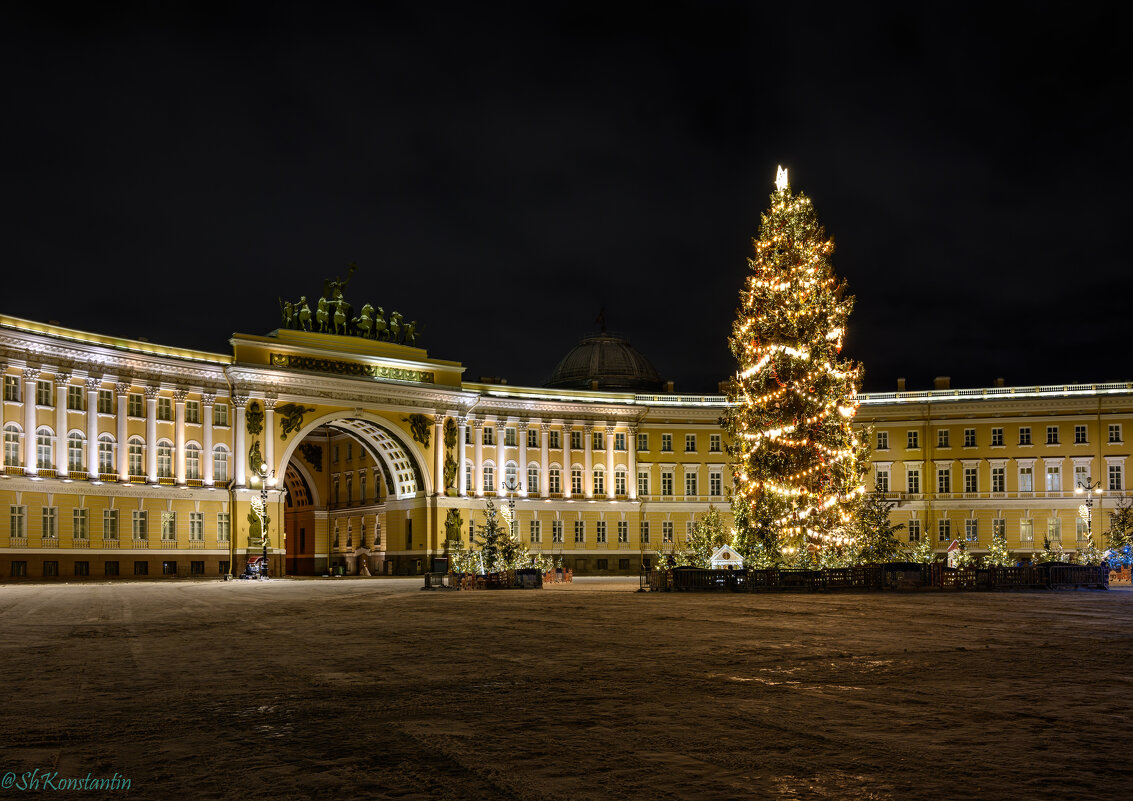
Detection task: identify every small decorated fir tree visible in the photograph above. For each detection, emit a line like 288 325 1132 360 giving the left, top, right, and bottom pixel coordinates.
1106 496 1133 566
685 505 731 568
850 489 906 565
910 536 937 564
983 530 1013 567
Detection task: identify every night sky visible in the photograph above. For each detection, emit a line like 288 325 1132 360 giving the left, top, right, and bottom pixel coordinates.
2 3 1128 394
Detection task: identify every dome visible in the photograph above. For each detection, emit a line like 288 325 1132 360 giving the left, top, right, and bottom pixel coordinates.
545 332 663 391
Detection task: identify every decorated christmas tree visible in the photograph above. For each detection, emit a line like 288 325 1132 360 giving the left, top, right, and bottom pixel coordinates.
685 505 731 568
983 529 1013 567
849 488 906 565
1106 495 1133 567
724 166 866 566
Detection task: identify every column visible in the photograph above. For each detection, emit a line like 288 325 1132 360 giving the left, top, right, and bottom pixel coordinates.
540 423 550 499
497 420 508 494
85 378 100 478
144 386 159 483
264 398 276 480
627 426 638 501
583 424 594 499
433 414 445 496
233 396 248 488
606 425 615 499
116 382 130 481
472 420 484 496
457 417 468 496
562 422 572 499
202 394 215 485
517 421 529 496
54 370 70 476
22 368 38 475
174 389 188 485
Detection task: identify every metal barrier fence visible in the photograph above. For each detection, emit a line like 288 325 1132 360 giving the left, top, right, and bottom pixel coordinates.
423 569 544 590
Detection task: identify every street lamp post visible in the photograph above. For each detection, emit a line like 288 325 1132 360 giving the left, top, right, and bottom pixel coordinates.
1075 476 1104 552
258 462 274 578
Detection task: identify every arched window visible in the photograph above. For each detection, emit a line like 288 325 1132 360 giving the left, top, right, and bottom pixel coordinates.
97 434 115 474
504 462 518 490
213 445 229 482
185 443 200 480
36 427 54 470
614 469 627 496
482 463 495 493
128 437 144 477
527 464 540 494
156 439 173 478
3 424 21 467
593 466 605 496
67 432 85 472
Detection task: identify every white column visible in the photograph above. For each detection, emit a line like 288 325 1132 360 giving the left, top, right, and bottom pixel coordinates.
116 382 129 481
628 426 638 501
457 417 468 496
497 420 508 494
145 386 159 483
540 423 550 499
433 414 445 496
233 396 248 488
22 368 38 475
174 389 188 485
473 419 484 496
517 421 528 496
583 424 593 499
86 377 100 478
562 422 572 499
606 425 615 499
264 398 276 479
202 394 215 485
54 371 70 475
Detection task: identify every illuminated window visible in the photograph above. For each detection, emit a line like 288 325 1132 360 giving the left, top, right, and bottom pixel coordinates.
3 425 20 466
618 521 628 543
876 431 889 450
965 519 978 543
42 507 57 538
638 471 649 496
67 432 84 471
3 375 19 402
157 441 173 478
548 468 560 494
906 469 919 494
1046 426 1059 445
36 427 53 469
67 385 84 410
596 521 607 544
552 520 563 543
1020 518 1033 543
937 519 950 542
212 446 229 482
528 466 540 494
991 466 1005 492
907 519 921 542
186 444 200 480
157 397 172 421
1018 465 1033 492
685 471 697 497
640 520 650 543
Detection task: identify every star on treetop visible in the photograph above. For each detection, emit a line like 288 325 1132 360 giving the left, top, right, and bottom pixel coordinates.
775 165 789 191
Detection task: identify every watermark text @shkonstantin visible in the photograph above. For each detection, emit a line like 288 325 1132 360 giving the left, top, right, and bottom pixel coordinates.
3 768 132 791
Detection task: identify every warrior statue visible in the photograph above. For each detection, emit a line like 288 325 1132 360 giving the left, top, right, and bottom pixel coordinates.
388 311 403 343
373 307 388 340
297 296 312 331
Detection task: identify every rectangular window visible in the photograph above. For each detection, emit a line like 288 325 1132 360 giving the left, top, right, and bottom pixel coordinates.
548 468 560 494
965 519 978 543
614 470 626 496
685 434 697 453
104 561 119 577
189 512 204 541
937 467 951 494
938 519 951 543
1019 427 1032 446
527 428 538 448
191 560 205 576
618 521 628 543
993 518 1006 539
10 505 26 538
991 427 1004 447
661 470 673 496
10 561 27 577
709 434 722 452
574 520 585 544
596 559 608 571
162 561 177 576
213 403 229 426
43 560 59 577
662 521 674 543
1074 424 1087 444
134 561 148 576
42 507 57 538
1047 518 1062 543
991 466 1005 492
346 441 353 461
73 560 89 577
1020 519 1033 543
937 429 950 448
552 520 563 543
161 511 177 541
482 466 495 492
661 433 672 452
592 431 603 451
964 428 976 447
3 375 19 402
640 520 650 544
98 389 113 414
132 510 147 540
593 471 604 495
67 385 84 410
73 508 88 540
1045 465 1061 492
637 433 648 451
907 469 920 494
614 432 626 451
505 427 516 447
529 520 541 544
907 430 919 449
710 470 723 497
685 472 697 497
37 380 52 406
1109 464 1124 491
596 521 607 544
186 401 200 424
876 431 889 450
571 469 582 495
157 397 172 421
875 469 889 493
1046 426 1059 445
570 430 581 450
907 519 921 543
528 467 539 494
549 430 560 449
128 393 143 417
464 426 472 445
483 426 495 446
103 509 118 540
638 471 649 496
1019 466 1033 492
1109 424 1122 443
964 467 978 493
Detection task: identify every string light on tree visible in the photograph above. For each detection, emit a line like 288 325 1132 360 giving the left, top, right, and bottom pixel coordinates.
724 166 867 566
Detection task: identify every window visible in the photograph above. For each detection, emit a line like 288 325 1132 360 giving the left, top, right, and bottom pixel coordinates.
710 470 723 497
529 520 541 543
685 434 697 453
596 521 607 544
938 519 951 543
464 463 472 493
1046 426 1059 445
98 435 114 473
1047 517 1062 543
549 430 561 449
189 512 203 541
3 425 20 467
592 431 603 451
964 429 976 447
128 393 143 417
104 561 119 576
346 441 353 461
10 561 27 577
528 467 539 495
1019 427 1032 446
36 428 53 470
570 430 581 450
685 471 698 497
43 561 59 577
217 513 230 542
1109 424 1122 443
483 427 495 446
98 389 113 414
103 510 118 540
1020 519 1034 543
1077 517 1090 542
527 428 538 448
993 518 1006 539
1110 464 1124 491
964 467 978 493
991 427 1004 447
186 444 200 480
128 438 144 477
213 447 229 482
937 429 950 448
965 519 978 543
483 465 495 492
662 521 674 543
571 469 582 495
596 559 608 571
907 469 920 494
1046 465 1061 492
213 403 229 427
504 463 518 491
67 385 84 410
42 507 57 538
132 510 147 540
465 426 472 445
71 560 89 577
638 471 649 496
614 470 626 496
1019 466 1033 492
157 441 173 478
505 427 516 447
615 432 626 451
907 430 919 449
37 379 52 406
67 433 84 471
548 468 561 494
637 433 648 451
552 520 563 543
161 511 177 541
134 561 148 576
640 520 650 544
618 521 628 543
162 561 177 576
3 375 19 402
593 469 605 496
875 468 889 493
186 401 200 424
574 520 585 543
190 561 205 576
1074 425 1087 444
991 466 1005 492
876 431 889 450
10 505 26 537
709 434 722 453
937 466 950 494
908 519 921 542
661 470 673 496
73 508 88 540
661 433 673 452
157 397 172 421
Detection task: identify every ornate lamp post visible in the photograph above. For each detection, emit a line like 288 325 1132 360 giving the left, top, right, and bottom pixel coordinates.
256 462 275 578
1075 476 1104 551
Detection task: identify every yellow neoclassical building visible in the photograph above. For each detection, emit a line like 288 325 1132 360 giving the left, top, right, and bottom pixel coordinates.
1 312 1130 579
